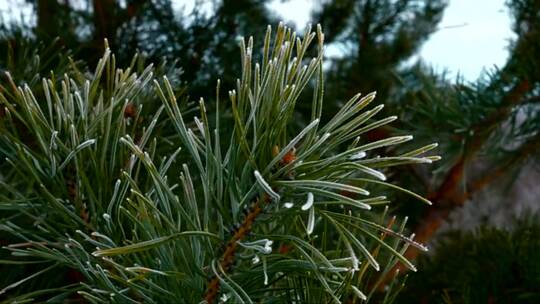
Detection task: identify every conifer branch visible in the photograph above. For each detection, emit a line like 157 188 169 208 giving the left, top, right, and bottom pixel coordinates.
0 24 437 303
204 194 271 303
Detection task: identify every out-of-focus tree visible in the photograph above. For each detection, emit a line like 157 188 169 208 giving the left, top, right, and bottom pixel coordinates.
312 0 447 112
310 0 539 286
401 215 540 303
387 0 540 276
3 0 277 99
116 0 277 98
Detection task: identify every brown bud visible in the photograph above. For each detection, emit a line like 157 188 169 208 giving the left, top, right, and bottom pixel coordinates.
124 103 137 119
280 147 296 165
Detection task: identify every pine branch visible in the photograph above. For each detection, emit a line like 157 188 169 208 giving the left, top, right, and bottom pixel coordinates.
0 24 436 303
381 80 532 284
204 194 271 303
459 132 540 202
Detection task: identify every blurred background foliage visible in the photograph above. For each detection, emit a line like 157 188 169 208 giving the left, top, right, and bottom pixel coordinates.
401 215 540 303
0 0 538 302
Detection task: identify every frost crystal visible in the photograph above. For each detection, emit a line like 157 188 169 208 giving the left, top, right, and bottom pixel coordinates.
301 192 314 211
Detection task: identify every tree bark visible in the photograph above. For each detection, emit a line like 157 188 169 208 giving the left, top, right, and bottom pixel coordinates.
381 80 532 285
37 0 60 37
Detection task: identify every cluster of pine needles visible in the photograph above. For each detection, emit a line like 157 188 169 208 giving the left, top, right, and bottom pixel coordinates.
0 24 438 303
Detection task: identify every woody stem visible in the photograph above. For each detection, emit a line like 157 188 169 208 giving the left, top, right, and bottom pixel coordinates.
203 195 271 303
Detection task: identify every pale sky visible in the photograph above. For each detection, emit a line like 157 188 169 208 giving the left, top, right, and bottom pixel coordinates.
270 0 515 80
1 0 515 80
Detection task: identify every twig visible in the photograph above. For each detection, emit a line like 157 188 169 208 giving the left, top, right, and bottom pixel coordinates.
203 194 271 303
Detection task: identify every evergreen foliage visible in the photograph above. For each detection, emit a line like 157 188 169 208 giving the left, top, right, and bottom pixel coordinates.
385 0 540 264
313 0 447 109
1 0 538 302
0 24 437 303
9 0 277 100
401 215 540 303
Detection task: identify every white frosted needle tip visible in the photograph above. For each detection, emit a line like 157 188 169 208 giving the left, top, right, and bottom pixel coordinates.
301 192 314 211
351 286 367 301
350 151 366 160
306 206 315 235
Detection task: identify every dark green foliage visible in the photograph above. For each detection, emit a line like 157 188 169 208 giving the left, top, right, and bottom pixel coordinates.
1 0 538 302
388 0 540 221
0 45 185 301
0 34 77 89
306 0 539 242
115 0 277 99
401 215 540 303
313 0 447 110
506 0 540 82
0 24 437 303
5 0 278 102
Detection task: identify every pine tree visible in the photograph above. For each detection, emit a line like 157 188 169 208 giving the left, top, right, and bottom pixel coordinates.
6 0 278 100
401 216 540 303
0 24 437 302
312 0 447 111
389 0 540 270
